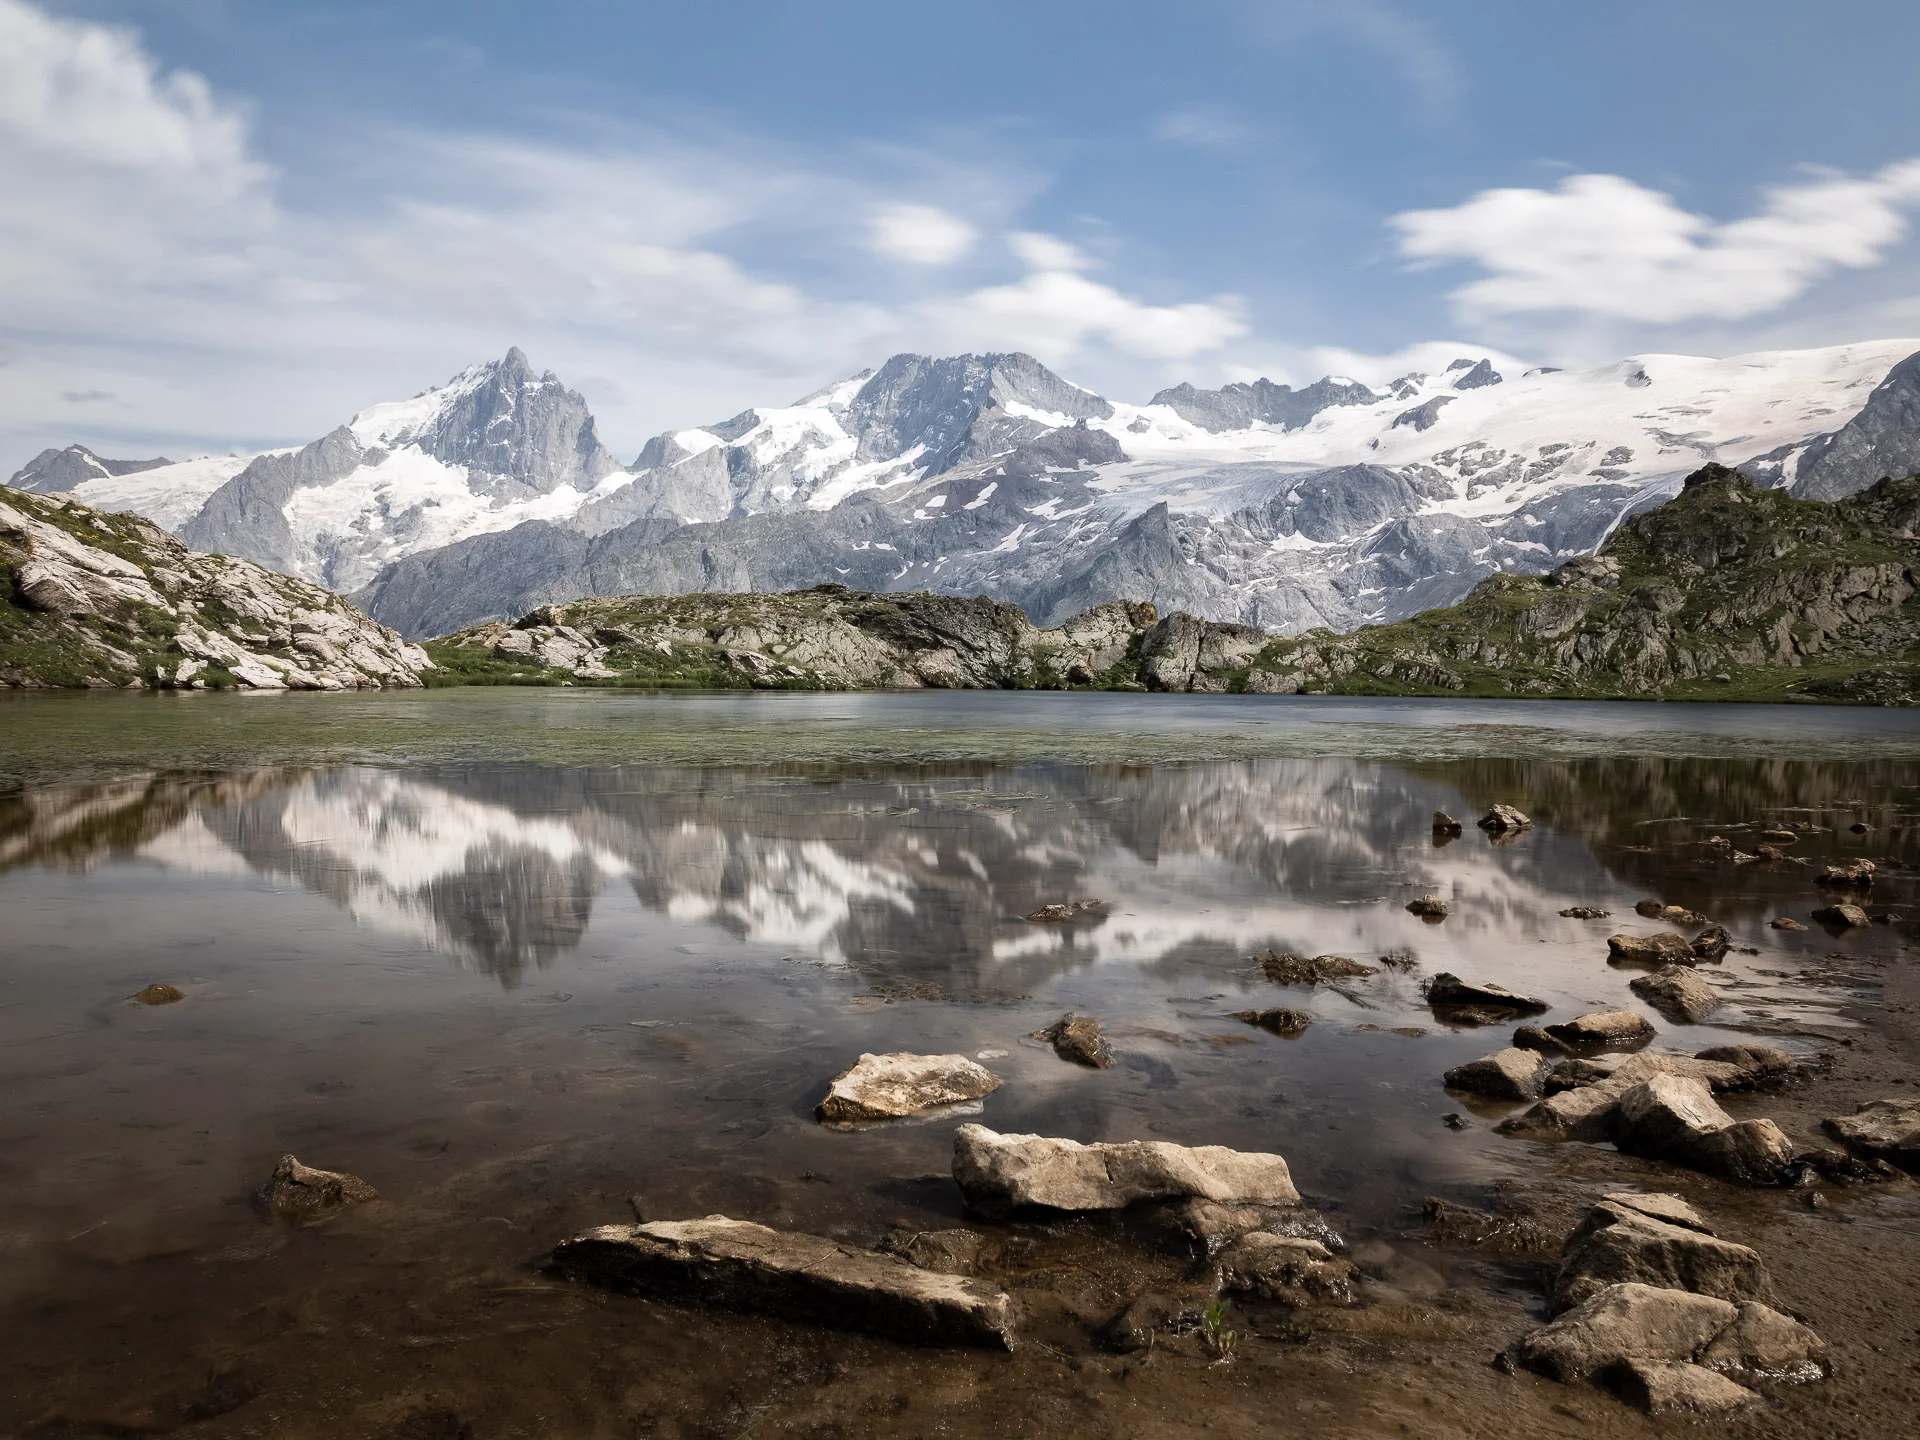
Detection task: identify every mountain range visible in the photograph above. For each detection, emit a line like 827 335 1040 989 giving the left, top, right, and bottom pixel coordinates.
11 339 1920 640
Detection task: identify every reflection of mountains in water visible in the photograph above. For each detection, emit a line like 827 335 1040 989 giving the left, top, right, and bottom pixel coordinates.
5 757 1910 987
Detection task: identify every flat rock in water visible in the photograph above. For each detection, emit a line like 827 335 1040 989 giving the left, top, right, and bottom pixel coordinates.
1497 1049 1786 1143
260 1154 378 1223
1545 1010 1657 1052
816 1052 1002 1122
1425 972 1548 1015
1258 952 1378 985
1560 906 1611 920
1498 1085 1623 1142
1478 804 1532 832
1405 893 1450 918
1443 1047 1552 1102
1554 1199 1772 1311
1823 1098 1920 1172
1631 966 1721 1024
1689 924 1732 961
1816 860 1874 888
1813 903 1870 928
1513 1024 1573 1055
552 1217 1015 1349
951 1123 1299 1217
1216 1233 1356 1304
1606 932 1694 966
1770 916 1807 930
1228 1007 1312 1037
1614 1075 1793 1185
1606 1359 1760 1414
1037 1012 1113 1067
133 983 183 1005
1026 899 1105 922
1518 1282 1825 1385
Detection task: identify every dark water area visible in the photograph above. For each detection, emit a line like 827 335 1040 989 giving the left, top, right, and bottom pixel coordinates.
2 693 1918 1436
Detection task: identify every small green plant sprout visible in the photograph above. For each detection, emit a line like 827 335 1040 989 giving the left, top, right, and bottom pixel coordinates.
1199 1299 1237 1364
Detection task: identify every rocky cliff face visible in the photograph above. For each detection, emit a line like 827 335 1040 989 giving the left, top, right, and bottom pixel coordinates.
1 487 431 690
10 445 174 494
1239 464 1920 703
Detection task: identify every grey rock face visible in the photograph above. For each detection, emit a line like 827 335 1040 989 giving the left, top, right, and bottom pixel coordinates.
180 425 366 579
8 444 172 493
1452 359 1503 390
393 346 618 493
1149 376 1377 434
1393 396 1454 431
847 351 1112 472
551 1216 1016 1349
1792 349 1920 500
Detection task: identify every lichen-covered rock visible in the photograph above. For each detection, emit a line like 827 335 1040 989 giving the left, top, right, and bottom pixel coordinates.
816 1053 1002 1123
951 1124 1299 1217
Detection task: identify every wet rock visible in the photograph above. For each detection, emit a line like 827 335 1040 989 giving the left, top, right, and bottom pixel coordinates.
1405 893 1450 918
133 983 183 1005
1560 906 1611 920
1848 821 1873 834
1513 1024 1574 1056
1614 1075 1793 1185
1037 1012 1113 1067
1822 1098 1920 1172
552 1217 1015 1348
1545 1011 1656 1053
1812 902 1870 928
1443 1047 1552 1102
1229 1007 1312 1037
1217 1233 1356 1304
1606 932 1694 966
1692 1044 1791 1081
1026 899 1105 922
1517 1282 1826 1385
1770 916 1807 930
1634 898 1665 918
1630 966 1722 1024
1605 1358 1760 1414
1499 1084 1625 1142
1689 924 1731 961
1478 804 1532 832
816 1052 1002 1123
1816 860 1874 888
1097 1284 1216 1352
260 1154 378 1222
1501 1050 1788 1143
1637 901 1708 926
1425 972 1548 1016
1432 811 1463 836
1257 951 1378 985
951 1124 1299 1217
879 1228 993 1276
1759 829 1798 844
1554 1196 1772 1311
1600 1191 1712 1232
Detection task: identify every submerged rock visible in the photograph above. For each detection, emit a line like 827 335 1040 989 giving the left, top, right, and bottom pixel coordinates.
1813 902 1870 928
1823 1098 1920 1172
1560 906 1611 920
1425 972 1548 1016
816 1052 1002 1123
878 1228 994 1276
552 1217 1015 1349
133 983 183 1005
1216 1233 1356 1304
1631 966 1722 1024
1097 1285 1217 1352
951 1124 1299 1217
1228 1007 1313 1037
1606 932 1694 966
1816 860 1875 888
1443 1047 1552 1102
1554 1196 1772 1311
260 1154 378 1222
1517 1282 1825 1386
1026 899 1105 922
1037 1012 1113 1067
1258 952 1378 985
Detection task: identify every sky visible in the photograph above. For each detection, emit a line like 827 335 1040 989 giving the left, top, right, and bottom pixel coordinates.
5 0 1920 468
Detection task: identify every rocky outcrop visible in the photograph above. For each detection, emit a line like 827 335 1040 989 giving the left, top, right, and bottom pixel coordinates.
1793 351 1920 501
816 1053 1002 1123
8 444 172 494
1823 1098 1920 1171
1 488 430 689
1553 1195 1772 1311
551 1217 1015 1349
951 1125 1299 1217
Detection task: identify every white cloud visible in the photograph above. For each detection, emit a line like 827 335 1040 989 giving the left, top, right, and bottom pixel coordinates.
867 202 976 265
1394 164 1920 324
1285 340 1534 388
1155 105 1249 148
1008 231 1093 272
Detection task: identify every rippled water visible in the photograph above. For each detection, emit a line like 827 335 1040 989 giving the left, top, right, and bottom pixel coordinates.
1 693 1915 1431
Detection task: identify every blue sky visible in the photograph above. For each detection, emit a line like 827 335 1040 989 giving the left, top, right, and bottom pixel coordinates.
5 0 1920 464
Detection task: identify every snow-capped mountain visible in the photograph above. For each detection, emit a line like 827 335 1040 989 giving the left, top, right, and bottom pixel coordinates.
12 337 1920 638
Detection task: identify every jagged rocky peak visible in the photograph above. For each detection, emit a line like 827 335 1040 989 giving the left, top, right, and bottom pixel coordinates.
845 352 1114 469
1450 358 1503 390
1149 375 1379 434
350 347 619 494
1792 349 1920 501
8 445 174 494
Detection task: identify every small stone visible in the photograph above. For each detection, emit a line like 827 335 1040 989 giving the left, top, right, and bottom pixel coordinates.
1037 1012 1114 1067
1405 893 1450 918
1770 916 1807 930
1497 1085 1623 1143
1812 903 1870 928
1816 860 1874 888
1229 1007 1313 1038
1630 966 1722 1024
1560 907 1610 919
1444 1047 1553 1102
1689 924 1731 961
1513 1024 1573 1056
1759 829 1797 843
1432 811 1463 836
260 1154 378 1222
1634 899 1665 918
1660 906 1708 927
1026 899 1106 922
1442 1112 1469 1130
1544 1011 1657 1053
1478 804 1532 832
133 983 183 1005
1606 932 1694 966
816 1052 1003 1123
1848 822 1873 834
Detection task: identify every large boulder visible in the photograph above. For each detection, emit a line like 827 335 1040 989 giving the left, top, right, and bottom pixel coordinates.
552 1217 1015 1349
1517 1282 1826 1385
1631 966 1722 1024
951 1124 1298 1217
1443 1047 1552 1102
1823 1098 1920 1172
816 1052 1002 1123
1614 1075 1793 1185
1554 1196 1772 1311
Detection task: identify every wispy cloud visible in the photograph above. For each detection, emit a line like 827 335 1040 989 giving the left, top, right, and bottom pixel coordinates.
1233 0 1458 121
867 202 978 265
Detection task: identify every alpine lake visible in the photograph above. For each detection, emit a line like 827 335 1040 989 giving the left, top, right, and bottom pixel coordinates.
3 689 1918 1440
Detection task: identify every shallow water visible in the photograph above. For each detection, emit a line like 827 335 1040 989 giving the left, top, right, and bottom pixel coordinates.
1 693 1916 1432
